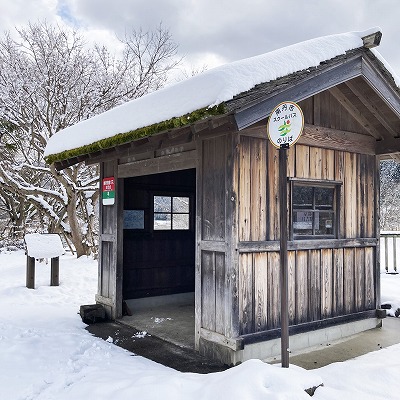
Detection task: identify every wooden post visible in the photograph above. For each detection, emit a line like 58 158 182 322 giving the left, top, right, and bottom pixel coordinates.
51 256 59 286
26 256 35 289
385 236 389 272
279 144 290 368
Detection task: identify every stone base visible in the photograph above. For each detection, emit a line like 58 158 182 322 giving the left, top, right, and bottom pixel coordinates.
80 304 107 324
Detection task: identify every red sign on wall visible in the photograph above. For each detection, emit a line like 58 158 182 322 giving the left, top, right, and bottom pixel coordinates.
102 177 115 205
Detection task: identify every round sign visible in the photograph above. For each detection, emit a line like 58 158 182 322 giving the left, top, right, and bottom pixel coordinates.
267 101 304 148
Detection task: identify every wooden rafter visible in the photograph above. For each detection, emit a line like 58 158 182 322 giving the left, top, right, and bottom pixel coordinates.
362 57 400 118
345 80 399 138
328 86 383 139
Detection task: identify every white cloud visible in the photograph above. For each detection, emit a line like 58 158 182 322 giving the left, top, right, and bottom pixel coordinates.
0 0 399 74
0 0 58 31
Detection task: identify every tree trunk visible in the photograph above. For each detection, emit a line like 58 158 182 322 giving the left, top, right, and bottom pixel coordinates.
66 192 89 257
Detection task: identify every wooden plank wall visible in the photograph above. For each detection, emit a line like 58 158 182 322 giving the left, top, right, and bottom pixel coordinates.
238 247 375 332
98 160 123 318
239 136 267 241
237 137 377 335
99 160 117 301
202 136 226 241
238 140 376 240
200 136 229 336
201 251 227 334
199 111 377 337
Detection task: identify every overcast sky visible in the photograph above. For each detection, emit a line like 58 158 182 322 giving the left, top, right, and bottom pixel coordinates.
1 0 400 78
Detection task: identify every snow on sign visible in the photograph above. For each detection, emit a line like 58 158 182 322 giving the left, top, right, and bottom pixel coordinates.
102 177 115 205
267 101 304 148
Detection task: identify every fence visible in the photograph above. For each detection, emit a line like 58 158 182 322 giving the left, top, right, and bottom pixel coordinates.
380 231 400 273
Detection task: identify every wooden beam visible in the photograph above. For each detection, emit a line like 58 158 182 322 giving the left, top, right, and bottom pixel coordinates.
87 129 194 166
300 124 377 155
191 120 209 134
234 56 363 130
200 328 244 351
362 31 382 49
95 294 114 307
240 310 377 345
50 257 59 286
376 136 400 155
362 57 400 118
389 154 400 163
328 86 383 139
199 241 226 252
240 124 377 155
118 149 197 178
238 238 377 253
345 80 399 137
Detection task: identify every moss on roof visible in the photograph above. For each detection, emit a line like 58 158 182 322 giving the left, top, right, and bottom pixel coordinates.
45 103 226 164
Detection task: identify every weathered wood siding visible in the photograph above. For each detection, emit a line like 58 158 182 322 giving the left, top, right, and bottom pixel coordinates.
98 160 123 319
238 140 376 241
199 123 378 338
239 136 267 241
201 136 226 241
236 124 377 335
198 134 239 339
301 92 369 135
238 247 375 332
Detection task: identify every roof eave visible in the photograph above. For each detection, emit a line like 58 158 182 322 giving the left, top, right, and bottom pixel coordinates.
232 50 365 130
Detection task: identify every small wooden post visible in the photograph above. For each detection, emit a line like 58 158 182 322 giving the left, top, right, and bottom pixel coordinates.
26 256 35 289
25 234 64 289
51 257 59 286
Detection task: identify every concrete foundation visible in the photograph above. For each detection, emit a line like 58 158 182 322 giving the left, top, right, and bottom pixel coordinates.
199 317 382 365
243 318 381 364
120 295 385 366
122 293 195 349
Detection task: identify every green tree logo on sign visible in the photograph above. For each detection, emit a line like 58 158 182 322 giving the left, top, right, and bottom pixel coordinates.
278 120 292 136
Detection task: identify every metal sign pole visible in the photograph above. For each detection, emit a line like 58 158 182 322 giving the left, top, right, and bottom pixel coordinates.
267 101 304 368
279 143 290 368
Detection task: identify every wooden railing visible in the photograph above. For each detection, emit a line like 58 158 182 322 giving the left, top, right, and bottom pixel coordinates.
380 231 400 273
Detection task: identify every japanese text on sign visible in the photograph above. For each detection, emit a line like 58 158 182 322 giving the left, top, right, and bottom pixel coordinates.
267 101 304 149
102 177 115 205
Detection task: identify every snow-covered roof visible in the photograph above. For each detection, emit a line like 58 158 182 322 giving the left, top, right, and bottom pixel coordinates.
45 28 396 161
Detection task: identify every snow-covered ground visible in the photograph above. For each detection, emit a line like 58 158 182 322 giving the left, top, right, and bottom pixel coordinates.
0 249 399 400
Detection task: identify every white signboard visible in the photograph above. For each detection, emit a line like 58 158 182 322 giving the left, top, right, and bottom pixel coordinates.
267 101 304 148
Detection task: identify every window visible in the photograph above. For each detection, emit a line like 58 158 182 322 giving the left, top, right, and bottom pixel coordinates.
291 182 339 239
153 195 190 230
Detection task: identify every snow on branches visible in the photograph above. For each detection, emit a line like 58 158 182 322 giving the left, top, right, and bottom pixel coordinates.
0 21 179 256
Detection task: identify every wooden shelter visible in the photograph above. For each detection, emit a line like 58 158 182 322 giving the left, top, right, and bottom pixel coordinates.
46 30 400 365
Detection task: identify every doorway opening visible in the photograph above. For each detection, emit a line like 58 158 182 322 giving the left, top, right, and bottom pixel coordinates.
121 168 196 348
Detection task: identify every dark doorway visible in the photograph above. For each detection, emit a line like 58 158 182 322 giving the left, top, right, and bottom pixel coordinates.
123 169 196 300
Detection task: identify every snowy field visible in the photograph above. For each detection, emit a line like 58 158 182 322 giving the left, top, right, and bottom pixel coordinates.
0 249 400 400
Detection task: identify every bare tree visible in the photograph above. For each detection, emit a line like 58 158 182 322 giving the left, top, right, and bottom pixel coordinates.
0 21 179 256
